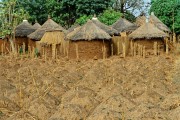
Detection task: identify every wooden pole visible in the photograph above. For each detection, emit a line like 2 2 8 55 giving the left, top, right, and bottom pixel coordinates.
143 46 146 58
154 42 157 56
111 44 113 56
165 38 169 55
75 43 79 59
122 42 126 58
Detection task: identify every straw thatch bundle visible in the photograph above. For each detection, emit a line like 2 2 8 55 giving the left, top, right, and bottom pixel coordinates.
28 18 66 41
136 13 171 33
15 20 35 37
32 22 41 30
129 22 169 39
112 18 138 33
40 30 65 45
92 17 119 36
68 20 111 41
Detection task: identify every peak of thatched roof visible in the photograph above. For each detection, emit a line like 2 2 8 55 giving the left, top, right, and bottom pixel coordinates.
28 18 66 41
129 22 169 39
15 20 35 37
135 14 171 33
32 22 41 30
40 30 65 45
68 24 80 32
68 20 111 41
112 18 138 32
92 17 119 36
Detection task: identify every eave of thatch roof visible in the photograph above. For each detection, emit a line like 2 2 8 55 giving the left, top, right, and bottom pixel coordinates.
40 30 65 45
28 18 66 41
112 18 138 32
129 22 169 39
15 20 35 37
92 17 119 36
68 20 111 41
135 14 171 33
32 22 41 30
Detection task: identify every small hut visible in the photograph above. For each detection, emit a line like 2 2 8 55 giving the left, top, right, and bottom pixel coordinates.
32 22 41 30
40 29 65 59
15 20 36 50
0 36 10 54
91 17 119 36
28 17 66 50
136 12 171 33
129 22 169 54
112 17 138 34
67 20 111 59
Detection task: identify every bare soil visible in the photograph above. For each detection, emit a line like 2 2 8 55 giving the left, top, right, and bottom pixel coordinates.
0 55 180 120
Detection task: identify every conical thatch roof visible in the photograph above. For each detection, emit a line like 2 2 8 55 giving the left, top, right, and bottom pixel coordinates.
66 26 81 40
112 18 138 32
40 30 65 45
136 13 171 33
32 22 41 30
129 22 169 39
68 20 111 41
28 18 66 41
92 17 119 36
67 24 80 33
15 20 35 37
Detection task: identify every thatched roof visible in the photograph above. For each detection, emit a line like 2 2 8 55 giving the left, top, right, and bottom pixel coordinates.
40 30 65 45
129 22 169 39
67 24 80 33
135 13 171 33
32 22 41 30
28 18 66 41
111 18 138 32
15 20 35 37
92 17 119 36
66 26 81 40
68 20 111 41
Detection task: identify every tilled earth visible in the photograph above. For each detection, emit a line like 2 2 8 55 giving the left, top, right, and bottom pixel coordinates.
0 55 180 120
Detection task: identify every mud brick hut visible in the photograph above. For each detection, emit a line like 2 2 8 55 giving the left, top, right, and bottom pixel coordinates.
32 22 41 30
129 22 169 54
15 20 36 50
67 20 111 59
40 29 66 59
28 17 66 51
136 12 171 33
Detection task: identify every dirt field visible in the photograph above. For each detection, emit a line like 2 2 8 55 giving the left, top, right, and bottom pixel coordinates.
0 55 180 120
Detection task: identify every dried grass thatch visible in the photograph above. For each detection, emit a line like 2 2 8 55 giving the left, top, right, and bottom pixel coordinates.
67 24 80 33
32 22 41 30
68 20 111 41
15 20 35 37
136 13 171 33
129 22 169 39
112 18 138 33
40 30 65 45
28 18 66 41
66 26 81 40
92 17 119 36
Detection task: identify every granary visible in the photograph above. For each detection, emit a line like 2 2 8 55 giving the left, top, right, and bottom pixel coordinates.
129 21 169 54
28 16 66 50
91 16 119 36
0 36 10 54
67 20 111 59
32 21 41 30
112 17 138 34
15 20 36 50
136 12 171 33
40 29 66 59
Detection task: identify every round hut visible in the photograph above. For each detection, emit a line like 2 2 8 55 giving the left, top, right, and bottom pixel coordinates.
32 21 41 30
129 22 169 54
40 29 65 59
136 12 171 33
28 17 66 50
67 20 111 59
112 17 138 34
15 20 36 50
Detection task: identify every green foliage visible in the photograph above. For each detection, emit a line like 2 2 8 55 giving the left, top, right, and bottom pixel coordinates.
75 15 93 25
98 9 122 25
150 0 180 34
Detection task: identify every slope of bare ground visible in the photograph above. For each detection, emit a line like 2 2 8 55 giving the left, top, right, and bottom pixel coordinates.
0 55 179 120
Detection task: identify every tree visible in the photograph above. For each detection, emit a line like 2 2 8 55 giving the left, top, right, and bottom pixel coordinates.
0 0 29 52
150 0 180 34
